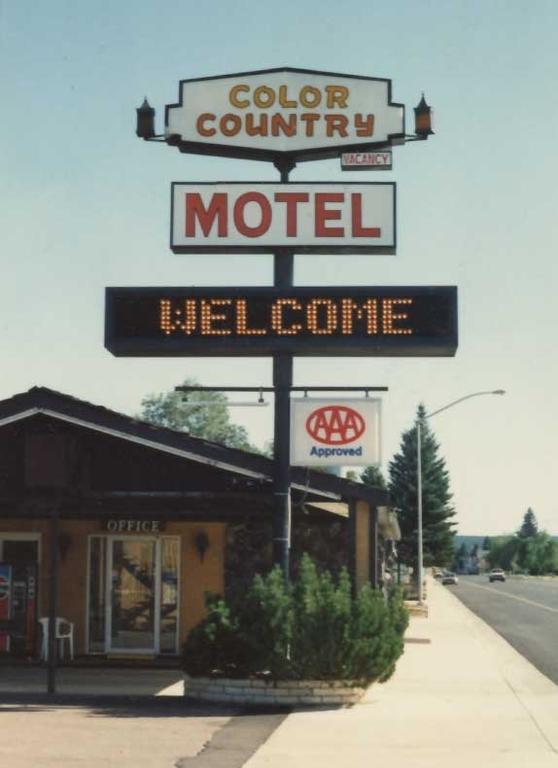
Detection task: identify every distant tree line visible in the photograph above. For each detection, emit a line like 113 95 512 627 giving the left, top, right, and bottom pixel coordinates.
486 509 558 575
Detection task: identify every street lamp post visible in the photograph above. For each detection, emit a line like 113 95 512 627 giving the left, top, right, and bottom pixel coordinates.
416 389 505 603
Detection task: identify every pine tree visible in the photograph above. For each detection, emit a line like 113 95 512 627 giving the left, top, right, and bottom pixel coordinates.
388 404 456 568
360 465 387 489
518 507 538 538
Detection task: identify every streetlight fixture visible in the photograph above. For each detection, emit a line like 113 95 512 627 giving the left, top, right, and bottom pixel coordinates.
416 389 506 603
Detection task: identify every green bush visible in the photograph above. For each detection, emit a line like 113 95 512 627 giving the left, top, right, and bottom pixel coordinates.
182 594 250 677
235 567 294 680
182 554 409 684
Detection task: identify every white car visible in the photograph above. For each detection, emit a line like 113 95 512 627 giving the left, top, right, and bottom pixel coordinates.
441 571 458 585
489 568 506 583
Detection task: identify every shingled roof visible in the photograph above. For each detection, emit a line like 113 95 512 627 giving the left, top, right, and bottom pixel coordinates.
0 386 389 507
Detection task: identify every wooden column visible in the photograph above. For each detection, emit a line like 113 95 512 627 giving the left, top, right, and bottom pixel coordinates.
369 505 379 589
354 500 371 592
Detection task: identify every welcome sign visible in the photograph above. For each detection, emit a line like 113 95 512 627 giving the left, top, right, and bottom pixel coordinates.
290 398 381 467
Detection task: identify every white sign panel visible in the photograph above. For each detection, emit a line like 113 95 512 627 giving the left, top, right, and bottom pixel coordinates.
171 182 396 254
341 151 392 170
165 68 405 160
290 398 382 467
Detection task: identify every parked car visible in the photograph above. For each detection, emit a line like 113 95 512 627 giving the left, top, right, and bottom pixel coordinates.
441 571 458 585
489 568 506 582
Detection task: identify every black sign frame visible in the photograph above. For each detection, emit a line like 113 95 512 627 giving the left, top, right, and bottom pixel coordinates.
164 67 406 164
105 286 458 358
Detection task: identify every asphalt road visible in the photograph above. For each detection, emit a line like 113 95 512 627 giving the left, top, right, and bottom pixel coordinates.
445 574 558 684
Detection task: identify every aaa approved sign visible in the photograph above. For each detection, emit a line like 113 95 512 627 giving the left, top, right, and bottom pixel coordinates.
290 398 381 467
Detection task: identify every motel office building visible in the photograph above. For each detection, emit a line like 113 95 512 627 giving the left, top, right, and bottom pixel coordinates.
0 387 396 661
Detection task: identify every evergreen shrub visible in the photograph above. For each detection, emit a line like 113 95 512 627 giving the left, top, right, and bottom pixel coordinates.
183 554 409 684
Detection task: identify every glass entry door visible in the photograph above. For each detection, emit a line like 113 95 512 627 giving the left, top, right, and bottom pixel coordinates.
108 538 157 653
88 535 180 655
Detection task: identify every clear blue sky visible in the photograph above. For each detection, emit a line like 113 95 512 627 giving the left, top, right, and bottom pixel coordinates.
1 0 557 535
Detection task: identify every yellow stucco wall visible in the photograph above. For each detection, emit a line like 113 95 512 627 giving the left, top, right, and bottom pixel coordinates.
354 501 370 591
0 518 225 656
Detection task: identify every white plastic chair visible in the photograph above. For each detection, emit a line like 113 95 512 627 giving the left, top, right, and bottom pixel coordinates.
39 617 74 661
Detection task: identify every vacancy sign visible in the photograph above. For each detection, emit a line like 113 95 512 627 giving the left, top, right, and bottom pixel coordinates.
165 67 405 162
341 150 392 170
290 398 381 467
171 182 395 254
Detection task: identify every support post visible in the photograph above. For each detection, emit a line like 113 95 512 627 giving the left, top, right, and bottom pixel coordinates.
369 506 379 589
47 504 59 694
272 355 293 577
416 421 424 603
347 499 357 595
272 158 295 579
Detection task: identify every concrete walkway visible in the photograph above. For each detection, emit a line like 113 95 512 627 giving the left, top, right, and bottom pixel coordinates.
0 666 184 696
245 577 558 768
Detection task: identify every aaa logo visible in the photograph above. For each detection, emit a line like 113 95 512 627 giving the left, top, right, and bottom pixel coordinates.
305 405 366 445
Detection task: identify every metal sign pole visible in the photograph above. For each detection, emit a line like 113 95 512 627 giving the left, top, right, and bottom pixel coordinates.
272 160 295 578
47 503 59 694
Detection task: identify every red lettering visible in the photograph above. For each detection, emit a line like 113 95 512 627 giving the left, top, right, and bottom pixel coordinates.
355 114 375 137
325 114 349 137
351 194 380 238
233 193 272 237
271 113 297 137
274 192 309 237
300 113 320 136
220 113 242 136
246 113 268 136
185 193 227 237
315 193 344 237
196 113 216 137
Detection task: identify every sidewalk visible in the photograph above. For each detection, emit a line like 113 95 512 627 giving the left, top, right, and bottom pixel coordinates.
245 577 558 768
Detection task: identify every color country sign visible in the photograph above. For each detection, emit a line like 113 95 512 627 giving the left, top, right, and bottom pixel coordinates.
104 286 458 358
165 67 405 162
290 399 381 467
170 182 396 254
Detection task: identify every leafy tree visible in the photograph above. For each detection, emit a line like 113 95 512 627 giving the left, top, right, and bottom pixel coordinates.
388 404 456 568
482 536 491 551
487 523 558 576
487 536 520 572
518 507 538 539
139 377 258 451
360 465 387 489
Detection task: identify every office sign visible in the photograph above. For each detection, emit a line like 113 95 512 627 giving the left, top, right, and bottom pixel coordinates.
105 286 458 357
171 182 396 254
341 150 392 170
291 398 381 467
102 520 166 534
165 67 405 162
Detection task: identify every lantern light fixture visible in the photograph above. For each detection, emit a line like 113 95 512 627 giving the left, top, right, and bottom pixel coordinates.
135 98 165 141
136 93 435 146
413 93 434 139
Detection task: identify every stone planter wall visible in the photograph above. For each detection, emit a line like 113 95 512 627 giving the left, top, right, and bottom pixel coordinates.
184 674 365 706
